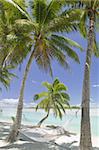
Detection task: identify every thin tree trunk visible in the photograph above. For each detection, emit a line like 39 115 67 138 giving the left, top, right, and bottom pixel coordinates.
6 49 35 143
37 110 50 127
80 11 95 150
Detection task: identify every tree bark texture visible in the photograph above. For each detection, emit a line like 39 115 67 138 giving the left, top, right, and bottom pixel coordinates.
6 50 35 143
80 11 95 150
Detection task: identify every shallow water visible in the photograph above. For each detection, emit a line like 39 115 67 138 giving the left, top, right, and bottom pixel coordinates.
0 107 99 137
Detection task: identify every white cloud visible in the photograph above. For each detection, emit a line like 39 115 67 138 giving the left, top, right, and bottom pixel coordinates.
0 99 17 108
92 84 99 88
0 99 35 108
0 98 18 103
0 99 18 107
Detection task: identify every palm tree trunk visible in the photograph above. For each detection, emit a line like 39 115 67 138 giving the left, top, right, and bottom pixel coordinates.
6 49 35 143
80 11 95 150
37 110 50 127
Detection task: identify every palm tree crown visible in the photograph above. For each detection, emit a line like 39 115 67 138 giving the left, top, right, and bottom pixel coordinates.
69 1 99 149
10 0 83 75
1 0 83 75
34 78 70 119
0 0 32 67
78 0 99 55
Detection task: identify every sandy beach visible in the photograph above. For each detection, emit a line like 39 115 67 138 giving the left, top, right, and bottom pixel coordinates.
0 122 99 150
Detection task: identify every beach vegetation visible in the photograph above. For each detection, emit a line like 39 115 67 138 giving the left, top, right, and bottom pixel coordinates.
0 66 15 89
5 0 82 143
0 0 99 149
0 0 30 89
78 1 99 149
33 78 70 127
68 1 99 149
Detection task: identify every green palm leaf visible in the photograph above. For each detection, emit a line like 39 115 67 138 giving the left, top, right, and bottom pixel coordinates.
79 10 87 38
42 81 52 89
34 92 48 101
54 83 68 92
33 78 70 123
61 92 70 101
52 34 83 50
53 78 60 87
51 35 80 63
0 65 16 89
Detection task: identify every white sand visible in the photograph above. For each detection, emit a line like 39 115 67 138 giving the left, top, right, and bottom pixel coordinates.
0 123 99 150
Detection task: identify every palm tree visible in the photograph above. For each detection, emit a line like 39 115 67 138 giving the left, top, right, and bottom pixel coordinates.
33 78 70 127
0 0 32 88
6 0 83 142
78 1 99 150
70 1 99 149
0 0 32 68
0 0 22 89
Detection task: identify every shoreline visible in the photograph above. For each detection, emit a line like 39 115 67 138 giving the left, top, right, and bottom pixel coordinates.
0 121 99 150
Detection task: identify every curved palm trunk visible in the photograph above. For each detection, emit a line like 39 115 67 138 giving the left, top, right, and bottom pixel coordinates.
6 49 35 143
37 110 50 127
80 11 95 150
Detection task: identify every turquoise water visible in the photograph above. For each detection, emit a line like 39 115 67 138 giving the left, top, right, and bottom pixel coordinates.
0 107 99 137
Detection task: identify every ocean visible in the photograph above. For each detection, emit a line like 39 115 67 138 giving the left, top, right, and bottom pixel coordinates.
0 107 99 137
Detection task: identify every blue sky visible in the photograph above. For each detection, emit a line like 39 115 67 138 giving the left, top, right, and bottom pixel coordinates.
0 31 99 105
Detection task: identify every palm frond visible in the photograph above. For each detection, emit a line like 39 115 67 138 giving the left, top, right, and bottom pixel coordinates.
42 81 52 89
53 78 60 87
55 99 66 114
35 98 49 111
49 43 69 69
79 10 87 38
0 65 16 89
61 92 70 101
93 37 99 57
34 92 48 101
52 34 83 50
46 16 77 33
54 83 68 92
51 35 80 63
8 0 31 21
32 0 47 24
55 105 63 119
15 19 38 31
